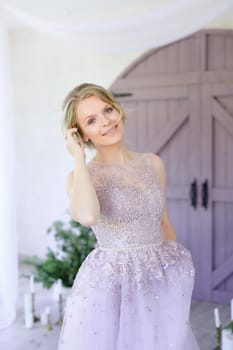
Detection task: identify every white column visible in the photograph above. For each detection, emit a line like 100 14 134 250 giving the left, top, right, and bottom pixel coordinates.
0 4 18 328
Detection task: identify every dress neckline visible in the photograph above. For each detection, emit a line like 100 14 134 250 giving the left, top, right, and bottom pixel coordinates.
88 151 141 167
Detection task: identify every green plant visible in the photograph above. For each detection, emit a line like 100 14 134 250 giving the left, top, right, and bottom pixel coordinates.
23 213 97 288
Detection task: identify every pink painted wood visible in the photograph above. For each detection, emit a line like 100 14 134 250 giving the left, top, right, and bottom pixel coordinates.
110 29 233 303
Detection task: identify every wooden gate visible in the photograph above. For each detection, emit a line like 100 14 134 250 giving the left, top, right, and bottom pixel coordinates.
110 30 233 303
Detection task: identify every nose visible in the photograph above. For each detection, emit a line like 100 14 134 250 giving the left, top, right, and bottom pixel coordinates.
100 112 112 125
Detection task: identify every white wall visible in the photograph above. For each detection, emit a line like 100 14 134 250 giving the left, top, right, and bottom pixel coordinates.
10 10 233 258
9 28 139 257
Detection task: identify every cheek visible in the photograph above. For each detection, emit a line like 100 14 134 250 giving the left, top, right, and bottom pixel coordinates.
80 122 98 135
87 126 101 139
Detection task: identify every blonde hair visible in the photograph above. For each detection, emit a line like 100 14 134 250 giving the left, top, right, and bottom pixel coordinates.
61 83 127 147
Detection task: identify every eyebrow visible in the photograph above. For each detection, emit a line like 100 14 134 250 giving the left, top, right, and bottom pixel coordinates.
84 104 111 120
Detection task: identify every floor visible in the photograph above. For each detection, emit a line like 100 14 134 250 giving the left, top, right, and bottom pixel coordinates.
0 261 231 350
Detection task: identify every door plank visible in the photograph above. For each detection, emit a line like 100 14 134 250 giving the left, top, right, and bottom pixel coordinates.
200 84 213 300
213 98 233 136
149 105 188 152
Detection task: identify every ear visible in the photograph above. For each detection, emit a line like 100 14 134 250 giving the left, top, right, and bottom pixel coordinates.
82 133 89 142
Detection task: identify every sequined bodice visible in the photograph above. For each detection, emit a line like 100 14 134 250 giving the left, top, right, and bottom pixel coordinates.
87 152 165 249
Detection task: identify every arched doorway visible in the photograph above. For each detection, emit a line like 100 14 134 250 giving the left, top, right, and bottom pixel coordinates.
110 29 233 303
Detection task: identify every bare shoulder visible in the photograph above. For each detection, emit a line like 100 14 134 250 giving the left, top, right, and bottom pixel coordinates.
66 170 74 197
145 152 164 171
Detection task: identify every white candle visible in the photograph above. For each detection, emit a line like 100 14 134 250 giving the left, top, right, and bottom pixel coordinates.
214 307 221 328
53 279 63 301
222 329 233 350
24 293 33 328
231 298 233 321
25 312 34 329
24 293 33 314
53 282 60 301
30 274 35 293
57 279 62 295
45 306 52 328
40 311 47 326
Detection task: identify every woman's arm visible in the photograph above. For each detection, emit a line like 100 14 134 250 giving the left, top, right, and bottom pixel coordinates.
150 153 176 241
66 157 100 227
65 128 100 227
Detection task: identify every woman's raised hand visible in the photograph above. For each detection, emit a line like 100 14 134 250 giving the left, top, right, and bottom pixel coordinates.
65 128 85 161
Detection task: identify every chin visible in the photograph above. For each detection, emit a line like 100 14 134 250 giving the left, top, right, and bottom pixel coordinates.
95 134 124 148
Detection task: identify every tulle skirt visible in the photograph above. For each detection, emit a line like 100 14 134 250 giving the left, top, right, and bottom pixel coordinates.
57 240 200 350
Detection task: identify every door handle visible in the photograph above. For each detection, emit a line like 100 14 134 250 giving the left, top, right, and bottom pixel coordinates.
202 179 209 210
190 178 198 209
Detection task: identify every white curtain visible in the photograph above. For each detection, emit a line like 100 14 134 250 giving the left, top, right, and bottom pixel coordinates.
3 0 233 52
0 5 18 329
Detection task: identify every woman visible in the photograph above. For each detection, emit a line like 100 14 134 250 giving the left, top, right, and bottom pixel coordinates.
57 83 200 349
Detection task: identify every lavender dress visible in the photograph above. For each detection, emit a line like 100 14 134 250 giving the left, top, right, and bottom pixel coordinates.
57 152 200 350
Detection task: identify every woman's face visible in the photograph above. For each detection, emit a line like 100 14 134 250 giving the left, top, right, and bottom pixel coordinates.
76 95 124 148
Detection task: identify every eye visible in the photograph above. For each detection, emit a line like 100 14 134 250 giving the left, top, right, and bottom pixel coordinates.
87 117 96 125
105 107 113 113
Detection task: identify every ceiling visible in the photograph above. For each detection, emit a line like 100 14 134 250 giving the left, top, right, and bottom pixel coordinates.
3 0 173 22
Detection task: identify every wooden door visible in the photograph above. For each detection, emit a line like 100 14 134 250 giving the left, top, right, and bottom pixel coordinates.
110 29 233 302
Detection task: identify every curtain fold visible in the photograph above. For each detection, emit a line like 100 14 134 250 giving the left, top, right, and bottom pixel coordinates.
3 0 233 52
0 4 18 329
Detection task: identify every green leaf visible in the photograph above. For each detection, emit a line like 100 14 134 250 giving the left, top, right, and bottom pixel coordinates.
22 211 96 288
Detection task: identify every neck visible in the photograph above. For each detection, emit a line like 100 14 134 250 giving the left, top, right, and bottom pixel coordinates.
94 142 132 164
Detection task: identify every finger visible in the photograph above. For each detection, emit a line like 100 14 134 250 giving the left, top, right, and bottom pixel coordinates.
67 127 78 135
65 128 78 140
